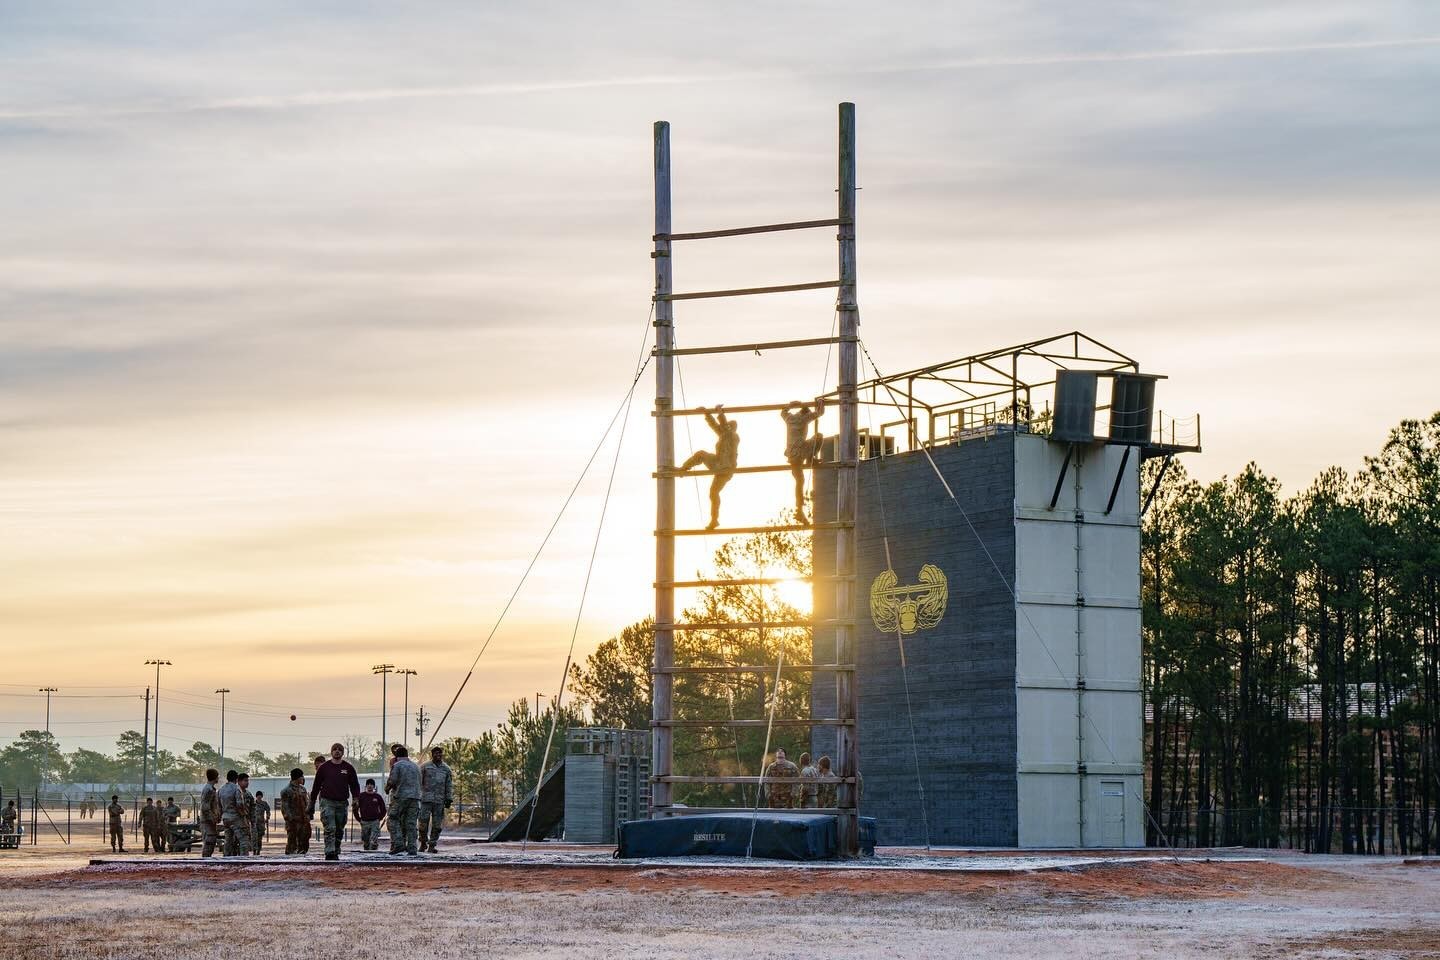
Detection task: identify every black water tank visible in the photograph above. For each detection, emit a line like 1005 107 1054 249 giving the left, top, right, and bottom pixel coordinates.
1052 370 1097 443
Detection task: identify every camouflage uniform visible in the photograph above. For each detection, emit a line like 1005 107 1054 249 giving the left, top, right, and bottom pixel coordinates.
219 782 251 857
154 802 169 851
252 797 270 853
199 781 222 857
140 803 159 852
106 800 126 852
418 759 454 852
385 757 422 855
315 798 348 857
278 780 311 854
798 762 820 809
163 800 181 850
2 804 17 835
816 765 837 809
239 786 256 854
763 757 800 809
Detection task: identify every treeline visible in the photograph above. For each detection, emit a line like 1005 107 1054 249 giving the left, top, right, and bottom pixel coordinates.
1144 412 1440 854
0 731 314 789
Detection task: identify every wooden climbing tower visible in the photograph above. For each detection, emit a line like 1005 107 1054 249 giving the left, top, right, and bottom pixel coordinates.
650 103 861 855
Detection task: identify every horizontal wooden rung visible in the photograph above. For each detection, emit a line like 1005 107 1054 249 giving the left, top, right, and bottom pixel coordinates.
658 575 854 588
652 807 856 816
655 335 854 357
654 775 855 785
666 620 853 631
653 719 854 728
655 462 853 478
655 401 836 417
655 280 840 302
654 218 847 242
655 664 856 675
657 522 854 536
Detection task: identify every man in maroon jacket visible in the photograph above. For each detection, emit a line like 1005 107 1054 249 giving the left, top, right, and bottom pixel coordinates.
354 779 387 851
307 742 361 860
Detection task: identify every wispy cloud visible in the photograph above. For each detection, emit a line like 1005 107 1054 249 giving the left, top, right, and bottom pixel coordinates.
892 35 1440 74
4 36 1436 121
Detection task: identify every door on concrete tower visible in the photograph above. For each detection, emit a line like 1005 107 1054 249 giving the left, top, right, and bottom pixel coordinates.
1099 780 1125 846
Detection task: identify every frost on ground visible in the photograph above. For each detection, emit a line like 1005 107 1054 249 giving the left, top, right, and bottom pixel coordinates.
1 852 1436 960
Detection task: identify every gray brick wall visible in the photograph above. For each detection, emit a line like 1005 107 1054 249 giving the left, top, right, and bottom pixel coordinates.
814 436 1018 846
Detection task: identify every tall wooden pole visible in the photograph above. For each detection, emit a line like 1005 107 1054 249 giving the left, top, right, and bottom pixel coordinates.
652 119 675 814
834 102 860 855
140 687 151 800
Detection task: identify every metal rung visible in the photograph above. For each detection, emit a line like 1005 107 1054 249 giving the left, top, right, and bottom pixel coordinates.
655 664 855 675
655 335 854 357
652 807 855 816
655 462 853 478
654 218 847 242
658 575 853 588
655 280 840 302
653 719 854 728
657 522 853 537
655 775 855 785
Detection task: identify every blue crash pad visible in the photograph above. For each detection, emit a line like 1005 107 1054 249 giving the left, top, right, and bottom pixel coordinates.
617 812 876 860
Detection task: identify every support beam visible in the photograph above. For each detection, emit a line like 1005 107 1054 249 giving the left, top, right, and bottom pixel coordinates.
652 806 851 816
651 120 675 815
659 575 854 589
1104 445 1132 515
655 280 840 302
654 718 855 728
654 462 853 478
667 620 854 631
658 522 853 536
657 400 837 417
654 335 853 357
1141 453 1174 517
655 775 855 785
1049 443 1075 511
655 217 846 241
655 663 856 675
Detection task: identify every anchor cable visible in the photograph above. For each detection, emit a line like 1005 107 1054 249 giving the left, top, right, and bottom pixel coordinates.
424 305 654 751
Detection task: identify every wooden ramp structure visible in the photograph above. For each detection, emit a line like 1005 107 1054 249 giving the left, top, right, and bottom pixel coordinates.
488 760 566 842
650 103 862 855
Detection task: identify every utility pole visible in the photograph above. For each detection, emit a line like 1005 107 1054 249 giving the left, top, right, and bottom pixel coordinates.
397 669 417 751
415 706 430 747
215 689 231 769
145 660 171 797
141 687 151 801
372 664 395 760
39 687 57 735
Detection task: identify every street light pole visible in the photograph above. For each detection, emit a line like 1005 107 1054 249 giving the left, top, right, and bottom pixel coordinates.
144 659 171 796
397 669 417 751
372 664 395 764
39 687 57 735
215 689 231 769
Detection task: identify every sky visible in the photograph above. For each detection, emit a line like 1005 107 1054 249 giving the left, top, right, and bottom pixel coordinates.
3 1 1438 761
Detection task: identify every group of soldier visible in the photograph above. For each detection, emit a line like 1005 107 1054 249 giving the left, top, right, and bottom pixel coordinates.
678 399 826 530
196 741 452 861
136 796 185 852
762 748 838 809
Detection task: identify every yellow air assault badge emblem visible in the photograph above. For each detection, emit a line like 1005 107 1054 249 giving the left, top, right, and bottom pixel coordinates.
870 564 948 636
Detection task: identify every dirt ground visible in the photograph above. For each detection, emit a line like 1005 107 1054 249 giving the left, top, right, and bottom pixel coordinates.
2 840 1437 959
